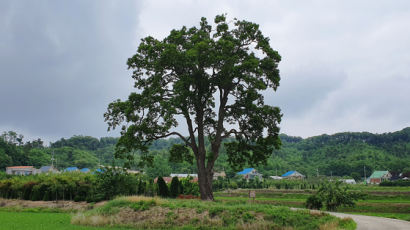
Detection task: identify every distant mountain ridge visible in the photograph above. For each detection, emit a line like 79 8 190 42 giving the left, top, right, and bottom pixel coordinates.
1 128 409 178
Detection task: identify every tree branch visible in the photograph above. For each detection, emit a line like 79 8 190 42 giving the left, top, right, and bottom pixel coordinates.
184 111 199 156
221 128 248 140
153 132 191 147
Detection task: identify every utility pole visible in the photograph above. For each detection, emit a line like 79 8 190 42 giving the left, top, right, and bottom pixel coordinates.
98 151 101 166
51 150 55 167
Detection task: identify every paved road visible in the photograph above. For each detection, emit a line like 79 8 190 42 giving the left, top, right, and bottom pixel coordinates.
328 212 410 230
290 208 410 230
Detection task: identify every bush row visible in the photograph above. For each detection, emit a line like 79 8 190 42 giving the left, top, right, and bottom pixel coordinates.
0 168 199 202
379 180 410 187
156 176 199 198
213 177 322 191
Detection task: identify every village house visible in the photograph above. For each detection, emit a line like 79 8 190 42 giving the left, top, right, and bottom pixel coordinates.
127 169 140 174
64 167 79 172
80 168 90 173
237 168 263 180
6 166 39 175
154 177 173 184
154 173 199 184
170 173 199 183
39 166 58 174
281 171 305 179
369 171 391 184
339 179 356 184
213 171 226 180
270 176 283 180
170 173 198 178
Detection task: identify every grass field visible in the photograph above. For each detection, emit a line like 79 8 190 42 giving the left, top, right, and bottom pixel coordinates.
214 186 410 222
0 211 129 230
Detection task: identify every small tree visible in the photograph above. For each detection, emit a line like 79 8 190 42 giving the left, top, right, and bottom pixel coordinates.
157 176 169 197
137 178 146 195
306 181 366 211
169 176 180 198
350 172 361 182
305 194 323 210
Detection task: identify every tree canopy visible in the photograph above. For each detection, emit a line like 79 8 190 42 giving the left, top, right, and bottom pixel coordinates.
104 15 282 200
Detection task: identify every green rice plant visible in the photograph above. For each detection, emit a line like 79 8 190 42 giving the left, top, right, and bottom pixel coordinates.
241 211 254 222
208 206 224 218
0 211 129 230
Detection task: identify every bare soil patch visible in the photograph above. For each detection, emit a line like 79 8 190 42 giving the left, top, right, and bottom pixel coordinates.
0 198 94 211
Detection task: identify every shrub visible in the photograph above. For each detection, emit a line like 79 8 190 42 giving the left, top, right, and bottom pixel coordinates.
305 194 323 210
137 179 145 195
94 167 138 201
157 176 169 197
179 177 199 196
169 177 180 198
380 180 410 187
307 181 366 211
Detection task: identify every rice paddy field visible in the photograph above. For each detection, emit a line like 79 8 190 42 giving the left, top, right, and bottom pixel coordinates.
0 211 129 230
214 185 410 221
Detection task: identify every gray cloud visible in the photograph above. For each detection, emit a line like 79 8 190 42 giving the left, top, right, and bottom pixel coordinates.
1 0 410 142
0 0 140 143
266 67 347 118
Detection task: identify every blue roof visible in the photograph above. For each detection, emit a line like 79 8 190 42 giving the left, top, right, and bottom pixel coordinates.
65 167 78 172
237 168 254 175
80 168 90 172
282 171 295 177
40 166 52 172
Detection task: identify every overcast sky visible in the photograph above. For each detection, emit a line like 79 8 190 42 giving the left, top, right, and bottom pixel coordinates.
1 0 409 143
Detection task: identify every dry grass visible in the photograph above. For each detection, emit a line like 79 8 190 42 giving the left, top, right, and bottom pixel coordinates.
319 217 355 230
0 198 90 211
72 206 223 229
71 213 111 226
122 195 165 205
319 221 339 230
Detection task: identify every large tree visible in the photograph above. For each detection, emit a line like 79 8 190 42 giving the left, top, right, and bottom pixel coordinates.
105 15 282 200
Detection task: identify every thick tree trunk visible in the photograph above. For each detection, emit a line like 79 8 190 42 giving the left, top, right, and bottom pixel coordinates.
197 164 214 201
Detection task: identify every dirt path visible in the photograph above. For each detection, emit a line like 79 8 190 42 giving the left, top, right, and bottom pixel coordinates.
328 212 410 230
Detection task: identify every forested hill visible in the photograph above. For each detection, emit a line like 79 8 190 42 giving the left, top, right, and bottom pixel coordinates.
1 128 409 179
273 127 410 178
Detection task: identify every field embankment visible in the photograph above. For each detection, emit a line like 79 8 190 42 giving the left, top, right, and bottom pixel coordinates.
71 196 355 230
0 198 93 212
0 196 355 229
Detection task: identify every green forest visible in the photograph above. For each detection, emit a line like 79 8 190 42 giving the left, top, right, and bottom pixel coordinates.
1 128 410 180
